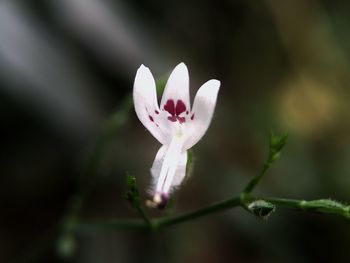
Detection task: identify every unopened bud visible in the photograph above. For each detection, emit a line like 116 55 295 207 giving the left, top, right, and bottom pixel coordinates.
248 200 276 220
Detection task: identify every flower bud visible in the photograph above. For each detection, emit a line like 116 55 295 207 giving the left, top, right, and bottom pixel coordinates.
248 200 276 220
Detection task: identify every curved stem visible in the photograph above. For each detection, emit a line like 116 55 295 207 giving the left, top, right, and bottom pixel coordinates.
67 95 133 224
243 161 271 194
243 132 288 194
73 194 349 232
252 196 350 220
75 219 149 232
136 206 153 228
73 196 242 231
154 196 242 228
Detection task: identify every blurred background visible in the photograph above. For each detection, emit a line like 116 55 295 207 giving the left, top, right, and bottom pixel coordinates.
1 0 350 262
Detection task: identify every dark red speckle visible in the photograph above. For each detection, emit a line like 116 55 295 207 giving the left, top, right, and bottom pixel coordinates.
191 113 195 120
155 110 159 114
186 111 189 115
178 117 186 123
149 115 154 122
168 116 177 122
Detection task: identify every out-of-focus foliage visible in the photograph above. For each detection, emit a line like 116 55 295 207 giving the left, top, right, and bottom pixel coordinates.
1 0 350 262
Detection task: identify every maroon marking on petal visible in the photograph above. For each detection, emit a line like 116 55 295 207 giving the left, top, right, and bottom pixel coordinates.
149 115 154 122
175 100 186 116
168 116 177 122
164 99 175 116
186 111 189 115
191 113 195 120
164 99 189 123
155 110 159 114
178 117 186 123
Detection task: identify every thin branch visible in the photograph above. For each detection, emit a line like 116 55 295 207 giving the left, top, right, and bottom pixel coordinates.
15 96 134 263
67 95 133 221
75 219 149 232
155 196 242 228
73 195 350 232
136 207 153 228
73 196 242 231
243 161 271 195
253 196 350 220
243 132 288 194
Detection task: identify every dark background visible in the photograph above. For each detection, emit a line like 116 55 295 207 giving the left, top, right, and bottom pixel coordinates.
1 0 350 262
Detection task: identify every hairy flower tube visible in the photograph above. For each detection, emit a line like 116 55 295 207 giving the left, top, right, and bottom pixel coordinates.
133 62 220 209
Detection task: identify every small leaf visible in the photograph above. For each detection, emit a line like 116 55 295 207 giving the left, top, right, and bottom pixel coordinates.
269 131 288 161
248 200 276 220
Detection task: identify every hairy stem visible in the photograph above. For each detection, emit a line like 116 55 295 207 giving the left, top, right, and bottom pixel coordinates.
243 132 287 194
243 161 271 195
252 196 350 220
74 194 349 232
137 207 153 228
74 196 242 231
154 196 242 228
70 95 133 222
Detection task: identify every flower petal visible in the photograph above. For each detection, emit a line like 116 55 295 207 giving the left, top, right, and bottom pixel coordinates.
150 145 167 192
167 150 187 190
133 65 167 144
183 79 220 150
150 137 187 195
149 147 187 209
160 63 190 115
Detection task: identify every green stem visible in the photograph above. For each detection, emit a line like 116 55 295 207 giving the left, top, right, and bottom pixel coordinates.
252 196 350 220
154 196 242 228
64 95 133 226
243 132 288 194
243 161 271 194
73 196 242 231
137 207 153 228
74 195 350 232
69 95 133 218
75 219 149 232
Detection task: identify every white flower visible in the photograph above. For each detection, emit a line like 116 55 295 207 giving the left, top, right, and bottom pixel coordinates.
133 62 220 209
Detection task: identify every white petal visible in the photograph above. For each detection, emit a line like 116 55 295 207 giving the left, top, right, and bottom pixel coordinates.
133 65 167 144
183 79 220 150
150 145 167 191
150 137 187 195
167 150 187 190
160 63 190 114
150 146 188 195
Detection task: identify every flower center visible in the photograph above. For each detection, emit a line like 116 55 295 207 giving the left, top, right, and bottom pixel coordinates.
164 99 187 123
